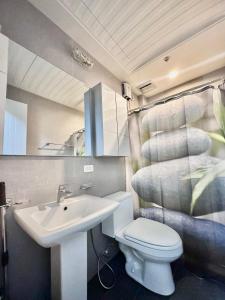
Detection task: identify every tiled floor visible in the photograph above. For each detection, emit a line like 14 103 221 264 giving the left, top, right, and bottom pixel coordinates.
88 253 225 300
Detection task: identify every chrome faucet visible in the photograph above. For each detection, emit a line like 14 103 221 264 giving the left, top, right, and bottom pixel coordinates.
80 182 94 190
57 184 72 203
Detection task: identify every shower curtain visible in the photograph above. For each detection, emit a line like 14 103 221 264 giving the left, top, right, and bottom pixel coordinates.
128 86 225 280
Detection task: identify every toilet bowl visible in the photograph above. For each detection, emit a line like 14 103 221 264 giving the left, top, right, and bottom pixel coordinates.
102 192 183 296
116 218 183 295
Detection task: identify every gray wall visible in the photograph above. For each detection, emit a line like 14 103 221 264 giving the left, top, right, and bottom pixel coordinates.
0 156 126 300
0 0 122 94
7 85 84 155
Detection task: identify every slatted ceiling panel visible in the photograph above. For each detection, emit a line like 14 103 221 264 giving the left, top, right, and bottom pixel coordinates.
105 0 143 31
118 0 214 64
21 57 55 93
130 0 225 67
46 75 87 106
62 0 131 66
84 0 112 23
92 0 123 28
61 0 170 66
41 71 67 99
7 41 36 87
127 0 225 60
8 41 88 110
117 0 191 53
106 0 161 46
110 0 164 47
65 96 83 108
48 73 74 99
129 0 225 69
56 78 80 100
121 6 224 68
59 0 225 72
99 0 141 43
39 69 67 98
97 0 134 61
22 60 53 95
64 84 86 100
125 6 208 68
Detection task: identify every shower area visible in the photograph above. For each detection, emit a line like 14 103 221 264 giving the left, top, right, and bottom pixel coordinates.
128 81 225 285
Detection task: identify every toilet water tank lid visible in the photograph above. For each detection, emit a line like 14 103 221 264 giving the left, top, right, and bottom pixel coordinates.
124 218 181 247
105 191 132 202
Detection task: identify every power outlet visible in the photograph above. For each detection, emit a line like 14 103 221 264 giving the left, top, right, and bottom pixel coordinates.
83 165 94 173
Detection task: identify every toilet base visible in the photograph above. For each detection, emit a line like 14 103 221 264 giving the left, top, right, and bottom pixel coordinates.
119 243 175 296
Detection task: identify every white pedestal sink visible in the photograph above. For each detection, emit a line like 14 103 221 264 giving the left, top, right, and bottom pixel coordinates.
14 194 119 300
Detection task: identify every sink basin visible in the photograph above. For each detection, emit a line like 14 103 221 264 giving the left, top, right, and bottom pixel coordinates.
14 194 119 247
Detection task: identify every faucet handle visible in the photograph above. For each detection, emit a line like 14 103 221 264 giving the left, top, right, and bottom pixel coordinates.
58 184 72 197
0 198 13 208
80 183 95 190
58 184 66 191
65 191 73 197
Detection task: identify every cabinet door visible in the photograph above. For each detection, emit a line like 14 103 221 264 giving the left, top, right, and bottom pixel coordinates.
0 33 8 74
102 84 118 156
0 34 8 153
116 93 130 156
0 72 7 153
87 83 129 156
84 89 95 156
94 83 118 156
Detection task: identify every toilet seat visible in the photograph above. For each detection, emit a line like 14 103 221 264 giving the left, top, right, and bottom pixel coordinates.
123 218 182 251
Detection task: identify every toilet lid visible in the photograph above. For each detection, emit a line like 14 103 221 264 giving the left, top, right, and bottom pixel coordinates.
124 218 181 248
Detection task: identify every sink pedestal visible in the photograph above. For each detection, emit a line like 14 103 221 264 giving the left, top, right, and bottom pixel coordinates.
51 232 87 300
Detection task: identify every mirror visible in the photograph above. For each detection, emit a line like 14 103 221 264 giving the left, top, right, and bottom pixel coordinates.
3 40 88 156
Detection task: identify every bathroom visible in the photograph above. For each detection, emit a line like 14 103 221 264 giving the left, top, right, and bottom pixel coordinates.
0 0 225 299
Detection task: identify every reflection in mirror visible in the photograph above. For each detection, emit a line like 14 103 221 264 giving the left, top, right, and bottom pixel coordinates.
3 40 88 156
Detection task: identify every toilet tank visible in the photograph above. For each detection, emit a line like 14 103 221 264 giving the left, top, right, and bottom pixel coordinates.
102 191 133 238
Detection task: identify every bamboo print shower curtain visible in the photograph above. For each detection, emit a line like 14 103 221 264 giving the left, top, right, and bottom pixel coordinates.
129 86 225 279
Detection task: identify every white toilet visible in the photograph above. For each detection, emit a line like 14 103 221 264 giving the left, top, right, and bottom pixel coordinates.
102 192 183 296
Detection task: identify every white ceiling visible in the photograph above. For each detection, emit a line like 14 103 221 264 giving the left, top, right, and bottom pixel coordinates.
7 40 88 111
131 18 225 97
60 0 225 72
29 0 225 97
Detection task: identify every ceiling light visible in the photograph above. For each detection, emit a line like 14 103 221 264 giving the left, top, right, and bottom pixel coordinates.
168 70 178 79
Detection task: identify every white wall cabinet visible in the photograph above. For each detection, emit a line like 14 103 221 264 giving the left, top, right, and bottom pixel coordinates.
0 33 9 153
85 83 130 156
0 33 8 73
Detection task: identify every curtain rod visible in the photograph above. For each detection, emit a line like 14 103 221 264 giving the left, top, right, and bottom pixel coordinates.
128 77 225 115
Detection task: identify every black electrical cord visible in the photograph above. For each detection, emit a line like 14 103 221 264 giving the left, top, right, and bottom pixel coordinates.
90 229 116 290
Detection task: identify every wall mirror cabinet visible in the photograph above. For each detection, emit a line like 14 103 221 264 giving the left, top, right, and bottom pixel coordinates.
0 33 129 157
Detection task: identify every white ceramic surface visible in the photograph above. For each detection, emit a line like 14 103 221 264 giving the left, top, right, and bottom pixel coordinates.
14 194 119 247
